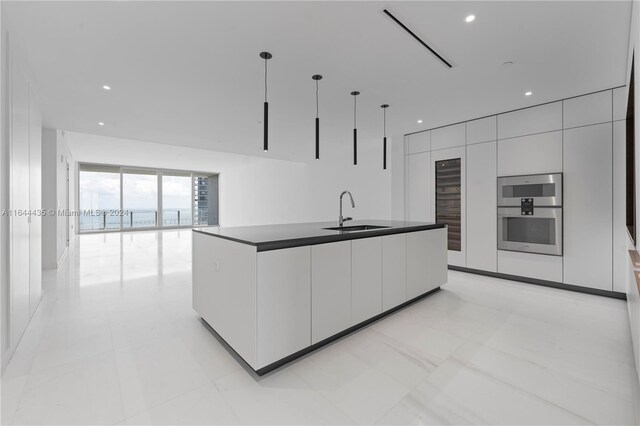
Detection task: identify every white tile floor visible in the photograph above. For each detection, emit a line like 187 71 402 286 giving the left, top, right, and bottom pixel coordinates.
1 229 639 425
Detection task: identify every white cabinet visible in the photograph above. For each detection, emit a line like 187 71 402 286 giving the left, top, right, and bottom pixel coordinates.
10 62 31 348
563 123 613 290
407 229 447 299
352 238 382 324
28 87 42 316
497 250 563 282
407 131 430 154
613 86 627 121
431 123 465 151
497 101 562 140
382 234 407 310
431 146 466 267
192 231 257 368
627 256 640 384
407 152 432 222
613 121 627 293
257 247 311 367
563 91 612 129
466 116 496 145
497 131 562 177
466 141 497 272
311 241 351 344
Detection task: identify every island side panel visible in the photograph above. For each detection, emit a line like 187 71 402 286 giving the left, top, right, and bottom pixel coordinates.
256 247 311 369
407 228 448 299
192 232 258 368
427 227 448 288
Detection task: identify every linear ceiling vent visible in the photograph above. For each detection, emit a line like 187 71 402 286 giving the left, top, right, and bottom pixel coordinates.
383 9 453 69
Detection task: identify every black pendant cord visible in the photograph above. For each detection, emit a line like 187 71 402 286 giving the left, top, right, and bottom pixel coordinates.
260 52 272 152
316 80 319 160
351 91 360 166
381 104 389 170
312 75 323 160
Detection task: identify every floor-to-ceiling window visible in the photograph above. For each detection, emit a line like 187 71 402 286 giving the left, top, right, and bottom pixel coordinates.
78 163 218 233
78 164 121 231
162 172 193 227
123 169 159 228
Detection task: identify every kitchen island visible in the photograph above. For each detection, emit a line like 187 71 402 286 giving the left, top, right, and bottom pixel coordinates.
192 220 447 375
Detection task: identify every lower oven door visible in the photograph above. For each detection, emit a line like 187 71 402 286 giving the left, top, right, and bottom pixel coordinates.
497 207 563 256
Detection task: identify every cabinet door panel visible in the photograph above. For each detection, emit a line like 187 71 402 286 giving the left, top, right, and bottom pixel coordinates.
10 63 31 348
352 238 382 324
467 141 497 271
497 131 562 177
29 87 42 316
407 152 432 222
311 241 351 344
563 91 612 129
431 123 465 151
407 131 430 154
563 123 613 290
497 102 562 140
467 116 496 145
382 234 407 311
613 121 626 293
497 250 563 282
257 247 311 368
407 229 447 299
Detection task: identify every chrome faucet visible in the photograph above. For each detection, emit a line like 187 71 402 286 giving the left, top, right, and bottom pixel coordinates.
339 190 356 227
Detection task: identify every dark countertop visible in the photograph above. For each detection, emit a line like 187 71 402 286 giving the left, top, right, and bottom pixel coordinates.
192 220 446 252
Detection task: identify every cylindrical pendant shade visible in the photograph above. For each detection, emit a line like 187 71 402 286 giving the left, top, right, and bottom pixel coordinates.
383 136 387 170
315 117 320 160
263 101 269 151
353 128 358 165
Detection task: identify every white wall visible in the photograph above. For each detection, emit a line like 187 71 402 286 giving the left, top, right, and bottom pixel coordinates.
41 128 56 269
64 131 391 228
1 19 44 372
1 2 9 368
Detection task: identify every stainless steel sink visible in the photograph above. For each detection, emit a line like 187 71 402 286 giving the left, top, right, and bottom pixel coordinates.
323 225 390 232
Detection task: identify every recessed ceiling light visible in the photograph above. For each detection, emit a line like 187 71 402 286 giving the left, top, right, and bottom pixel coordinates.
102 85 111 90
465 15 475 23
98 122 105 126
417 120 423 124
502 61 514 66
525 91 533 96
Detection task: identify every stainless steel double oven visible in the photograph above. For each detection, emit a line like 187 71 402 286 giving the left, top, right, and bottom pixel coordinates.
497 173 563 256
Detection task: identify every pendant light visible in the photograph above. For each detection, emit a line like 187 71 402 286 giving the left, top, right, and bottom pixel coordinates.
381 104 389 170
351 91 360 165
260 51 272 152
312 75 323 160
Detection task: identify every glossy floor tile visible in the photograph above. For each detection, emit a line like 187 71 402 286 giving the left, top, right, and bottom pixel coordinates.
1 229 639 425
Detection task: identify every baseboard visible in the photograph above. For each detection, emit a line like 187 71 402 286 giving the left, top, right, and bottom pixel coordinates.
449 265 626 300
200 286 442 377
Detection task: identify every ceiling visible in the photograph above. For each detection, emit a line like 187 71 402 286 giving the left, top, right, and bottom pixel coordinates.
3 1 632 163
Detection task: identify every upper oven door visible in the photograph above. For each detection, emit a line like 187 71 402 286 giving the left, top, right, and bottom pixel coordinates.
497 173 562 207
498 207 563 256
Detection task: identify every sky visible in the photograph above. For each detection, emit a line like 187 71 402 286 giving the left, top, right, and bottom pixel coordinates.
79 171 193 211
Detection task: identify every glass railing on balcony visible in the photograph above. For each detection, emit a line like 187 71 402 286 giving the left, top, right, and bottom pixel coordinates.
122 210 158 228
162 209 192 226
78 211 122 232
